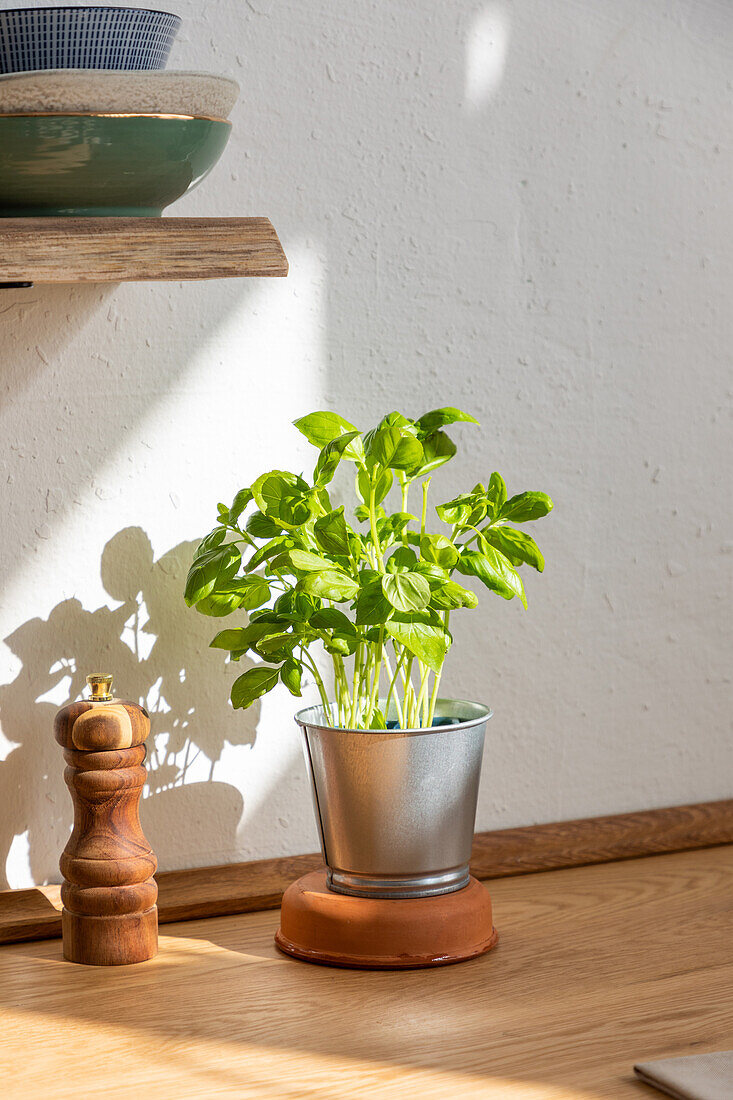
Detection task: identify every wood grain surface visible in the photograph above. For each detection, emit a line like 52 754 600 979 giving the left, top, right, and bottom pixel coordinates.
1 798 731 946
0 217 289 282
0 846 731 1098
54 698 157 964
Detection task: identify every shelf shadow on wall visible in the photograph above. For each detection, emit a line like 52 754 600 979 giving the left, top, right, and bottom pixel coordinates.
0 526 256 890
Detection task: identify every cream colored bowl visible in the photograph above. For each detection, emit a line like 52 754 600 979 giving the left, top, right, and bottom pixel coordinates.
0 69 239 119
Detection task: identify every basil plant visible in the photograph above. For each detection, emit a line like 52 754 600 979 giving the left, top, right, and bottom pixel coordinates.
184 408 553 731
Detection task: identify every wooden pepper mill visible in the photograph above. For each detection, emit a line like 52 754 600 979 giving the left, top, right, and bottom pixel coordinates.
54 674 158 965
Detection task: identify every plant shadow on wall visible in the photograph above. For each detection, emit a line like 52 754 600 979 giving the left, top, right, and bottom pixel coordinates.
0 526 256 890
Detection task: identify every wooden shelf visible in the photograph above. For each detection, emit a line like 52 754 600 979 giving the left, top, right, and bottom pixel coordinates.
0 217 288 283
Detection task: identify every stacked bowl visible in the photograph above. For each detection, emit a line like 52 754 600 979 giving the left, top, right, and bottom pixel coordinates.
0 6 238 215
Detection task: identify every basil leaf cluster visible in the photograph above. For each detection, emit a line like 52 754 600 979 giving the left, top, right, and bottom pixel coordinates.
184 407 553 730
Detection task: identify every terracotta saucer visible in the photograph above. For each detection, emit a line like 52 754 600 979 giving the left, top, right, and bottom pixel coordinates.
275 870 498 970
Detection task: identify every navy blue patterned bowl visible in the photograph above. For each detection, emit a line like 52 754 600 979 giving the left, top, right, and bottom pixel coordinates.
0 7 181 73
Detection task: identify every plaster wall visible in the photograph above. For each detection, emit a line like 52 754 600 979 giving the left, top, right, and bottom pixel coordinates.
0 0 731 886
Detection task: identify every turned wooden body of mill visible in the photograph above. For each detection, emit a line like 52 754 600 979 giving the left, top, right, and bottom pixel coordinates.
54 675 158 965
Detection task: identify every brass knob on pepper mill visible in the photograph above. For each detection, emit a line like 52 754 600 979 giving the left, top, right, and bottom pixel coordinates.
86 673 114 702
54 674 158 965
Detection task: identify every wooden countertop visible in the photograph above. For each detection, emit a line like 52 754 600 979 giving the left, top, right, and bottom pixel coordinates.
0 846 731 1098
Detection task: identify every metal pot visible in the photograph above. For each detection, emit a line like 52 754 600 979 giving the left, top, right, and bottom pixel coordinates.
295 698 492 900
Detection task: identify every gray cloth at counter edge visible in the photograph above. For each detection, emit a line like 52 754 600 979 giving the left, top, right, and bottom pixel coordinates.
634 1052 733 1100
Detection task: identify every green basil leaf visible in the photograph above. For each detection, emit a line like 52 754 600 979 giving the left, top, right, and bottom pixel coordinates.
280 659 302 697
202 574 270 612
414 560 450 587
363 424 424 471
255 632 299 659
293 410 357 447
210 619 283 652
323 632 358 656
184 544 241 606
192 528 226 560
348 531 365 558
229 487 253 525
313 431 361 486
353 503 386 524
377 511 415 544
456 548 526 607
252 470 317 529
486 472 507 518
382 571 432 613
387 546 418 573
483 526 544 572
274 590 320 621
293 411 364 461
310 607 356 633
231 665 281 709
392 435 424 471
409 430 456 475
367 706 387 729
210 627 251 651
289 549 337 573
195 592 243 617
500 491 554 523
431 580 479 610
379 411 416 431
316 487 333 514
436 492 484 527
435 500 468 525
420 533 459 570
357 466 393 506
384 612 449 672
246 511 282 539
238 576 271 610
313 507 351 555
414 407 478 435
355 578 394 625
267 551 302 576
245 535 293 572
301 570 360 602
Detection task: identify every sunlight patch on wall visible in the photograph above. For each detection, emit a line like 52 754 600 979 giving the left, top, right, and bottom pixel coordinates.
121 599 156 661
0 243 326 881
5 829 33 889
465 4 510 108
35 672 74 708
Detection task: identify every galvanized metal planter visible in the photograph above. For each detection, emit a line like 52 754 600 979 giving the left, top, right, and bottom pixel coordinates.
295 698 492 900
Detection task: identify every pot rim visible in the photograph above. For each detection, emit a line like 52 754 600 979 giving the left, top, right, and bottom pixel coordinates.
295 697 492 736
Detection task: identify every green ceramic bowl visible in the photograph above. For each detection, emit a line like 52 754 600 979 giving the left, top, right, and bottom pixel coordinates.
0 112 231 216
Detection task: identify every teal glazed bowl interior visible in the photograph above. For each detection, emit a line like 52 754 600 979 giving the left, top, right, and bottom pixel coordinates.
0 113 231 216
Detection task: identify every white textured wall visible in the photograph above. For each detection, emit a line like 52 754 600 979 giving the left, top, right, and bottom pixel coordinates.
1 0 731 887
